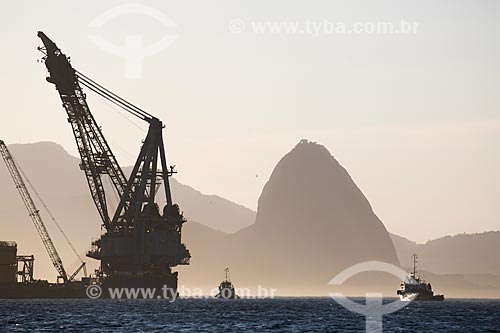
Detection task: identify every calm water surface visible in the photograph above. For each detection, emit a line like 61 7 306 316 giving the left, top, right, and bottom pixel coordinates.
0 298 499 332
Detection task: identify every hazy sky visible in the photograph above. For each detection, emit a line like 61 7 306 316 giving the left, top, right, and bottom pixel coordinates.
1 0 499 242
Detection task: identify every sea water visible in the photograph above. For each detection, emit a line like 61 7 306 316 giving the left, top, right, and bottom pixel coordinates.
0 298 499 332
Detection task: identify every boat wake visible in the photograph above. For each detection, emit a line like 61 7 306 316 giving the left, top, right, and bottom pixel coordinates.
400 293 418 302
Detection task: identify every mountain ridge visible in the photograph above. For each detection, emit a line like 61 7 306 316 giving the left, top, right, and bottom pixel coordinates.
1 141 499 297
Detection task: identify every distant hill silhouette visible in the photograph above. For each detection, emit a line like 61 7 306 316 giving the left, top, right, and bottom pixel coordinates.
251 140 399 267
181 140 400 294
390 232 500 275
166 178 255 233
1 141 499 297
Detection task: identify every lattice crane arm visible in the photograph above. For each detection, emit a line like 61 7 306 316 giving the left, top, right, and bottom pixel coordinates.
37 31 176 231
37 31 130 229
0 140 68 282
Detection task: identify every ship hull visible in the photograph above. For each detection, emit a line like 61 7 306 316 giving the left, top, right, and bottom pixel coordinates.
398 292 444 302
99 273 178 299
215 286 238 299
0 282 88 299
0 273 179 299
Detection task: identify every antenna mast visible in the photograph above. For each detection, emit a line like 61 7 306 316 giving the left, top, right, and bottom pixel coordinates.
412 253 418 278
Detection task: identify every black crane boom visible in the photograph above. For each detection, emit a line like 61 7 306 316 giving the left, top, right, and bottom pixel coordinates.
37 31 128 229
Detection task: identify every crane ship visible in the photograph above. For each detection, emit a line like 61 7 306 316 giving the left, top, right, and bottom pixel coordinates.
0 31 190 298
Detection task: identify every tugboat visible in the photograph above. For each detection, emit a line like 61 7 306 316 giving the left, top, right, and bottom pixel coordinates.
215 268 239 299
397 254 444 301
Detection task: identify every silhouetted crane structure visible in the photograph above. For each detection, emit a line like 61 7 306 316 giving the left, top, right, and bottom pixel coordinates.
0 140 86 283
37 32 190 290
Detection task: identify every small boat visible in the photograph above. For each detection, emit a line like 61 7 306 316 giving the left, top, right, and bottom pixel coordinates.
397 254 444 301
215 268 239 299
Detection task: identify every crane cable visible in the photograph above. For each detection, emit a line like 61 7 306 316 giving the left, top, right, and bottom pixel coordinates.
78 78 146 121
76 70 154 122
76 69 149 116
